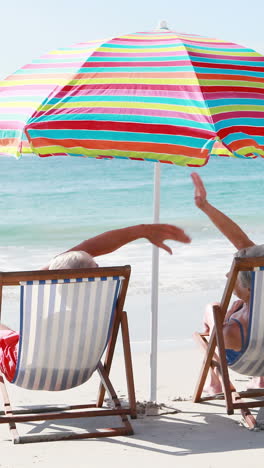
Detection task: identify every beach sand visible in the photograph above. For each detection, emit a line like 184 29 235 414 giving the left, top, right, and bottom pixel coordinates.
1 344 264 468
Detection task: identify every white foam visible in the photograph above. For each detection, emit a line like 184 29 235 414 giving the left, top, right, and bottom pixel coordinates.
78 237 234 296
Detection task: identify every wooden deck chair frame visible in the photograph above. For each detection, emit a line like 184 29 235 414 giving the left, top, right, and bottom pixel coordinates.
193 256 264 430
0 265 137 443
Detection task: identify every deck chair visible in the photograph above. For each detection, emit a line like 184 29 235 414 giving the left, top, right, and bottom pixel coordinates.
0 265 136 443
193 256 264 429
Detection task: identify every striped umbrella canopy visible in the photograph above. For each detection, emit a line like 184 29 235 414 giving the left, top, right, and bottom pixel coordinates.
0 26 263 163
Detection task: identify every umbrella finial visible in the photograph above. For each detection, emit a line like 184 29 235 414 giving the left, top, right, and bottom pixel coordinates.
157 20 170 30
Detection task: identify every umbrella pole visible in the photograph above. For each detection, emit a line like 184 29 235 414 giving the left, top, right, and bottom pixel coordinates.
150 162 160 402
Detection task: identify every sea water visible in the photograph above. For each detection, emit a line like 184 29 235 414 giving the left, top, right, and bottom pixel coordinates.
1 155 264 348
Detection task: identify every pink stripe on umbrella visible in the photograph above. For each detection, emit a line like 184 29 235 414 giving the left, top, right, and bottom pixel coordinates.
93 51 190 58
6 73 73 81
213 110 264 121
190 51 264 61
55 88 205 99
37 106 212 123
22 62 84 69
204 92 264 100
0 107 36 113
58 83 212 92
0 121 26 129
83 60 193 67
0 85 60 91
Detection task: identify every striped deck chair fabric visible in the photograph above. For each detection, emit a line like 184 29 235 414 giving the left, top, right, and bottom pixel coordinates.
229 267 264 376
12 275 122 391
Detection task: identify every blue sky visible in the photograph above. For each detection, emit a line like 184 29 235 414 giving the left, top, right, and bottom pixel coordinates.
0 0 263 79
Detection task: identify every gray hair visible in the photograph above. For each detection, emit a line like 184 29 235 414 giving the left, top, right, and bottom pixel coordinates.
48 251 98 270
235 244 264 289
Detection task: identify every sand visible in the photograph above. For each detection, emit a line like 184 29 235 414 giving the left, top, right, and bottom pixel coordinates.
1 346 264 468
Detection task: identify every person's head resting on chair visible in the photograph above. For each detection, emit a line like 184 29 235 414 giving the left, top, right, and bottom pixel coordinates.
229 244 264 302
48 250 98 270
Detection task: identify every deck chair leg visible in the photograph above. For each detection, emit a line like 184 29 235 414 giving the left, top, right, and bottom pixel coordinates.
97 318 121 407
194 331 222 373
97 312 136 420
97 362 133 435
213 305 234 414
192 331 218 402
120 312 137 419
240 408 257 430
0 373 20 443
193 331 236 401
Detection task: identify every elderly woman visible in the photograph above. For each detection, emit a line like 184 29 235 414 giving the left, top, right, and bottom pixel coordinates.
0 222 191 382
191 172 264 393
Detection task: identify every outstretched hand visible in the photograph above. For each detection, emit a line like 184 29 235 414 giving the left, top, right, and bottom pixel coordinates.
144 224 191 255
44 223 191 265
191 172 207 209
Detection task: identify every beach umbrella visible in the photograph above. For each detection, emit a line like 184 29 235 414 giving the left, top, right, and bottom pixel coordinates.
0 23 264 401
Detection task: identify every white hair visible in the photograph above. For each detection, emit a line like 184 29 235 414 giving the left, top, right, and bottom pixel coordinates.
235 244 264 289
48 251 98 270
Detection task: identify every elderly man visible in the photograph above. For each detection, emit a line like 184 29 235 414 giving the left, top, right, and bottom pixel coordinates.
0 222 191 382
192 172 264 392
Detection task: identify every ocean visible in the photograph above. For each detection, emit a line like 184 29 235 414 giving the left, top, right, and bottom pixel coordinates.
1 154 264 347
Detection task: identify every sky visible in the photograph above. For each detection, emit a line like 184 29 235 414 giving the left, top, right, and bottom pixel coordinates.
0 0 264 79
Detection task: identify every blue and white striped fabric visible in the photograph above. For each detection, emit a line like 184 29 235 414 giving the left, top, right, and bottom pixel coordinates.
229 267 264 376
12 276 122 391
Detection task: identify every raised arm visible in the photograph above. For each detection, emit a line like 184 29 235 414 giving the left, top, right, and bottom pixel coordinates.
66 223 191 257
41 224 191 270
191 172 254 250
